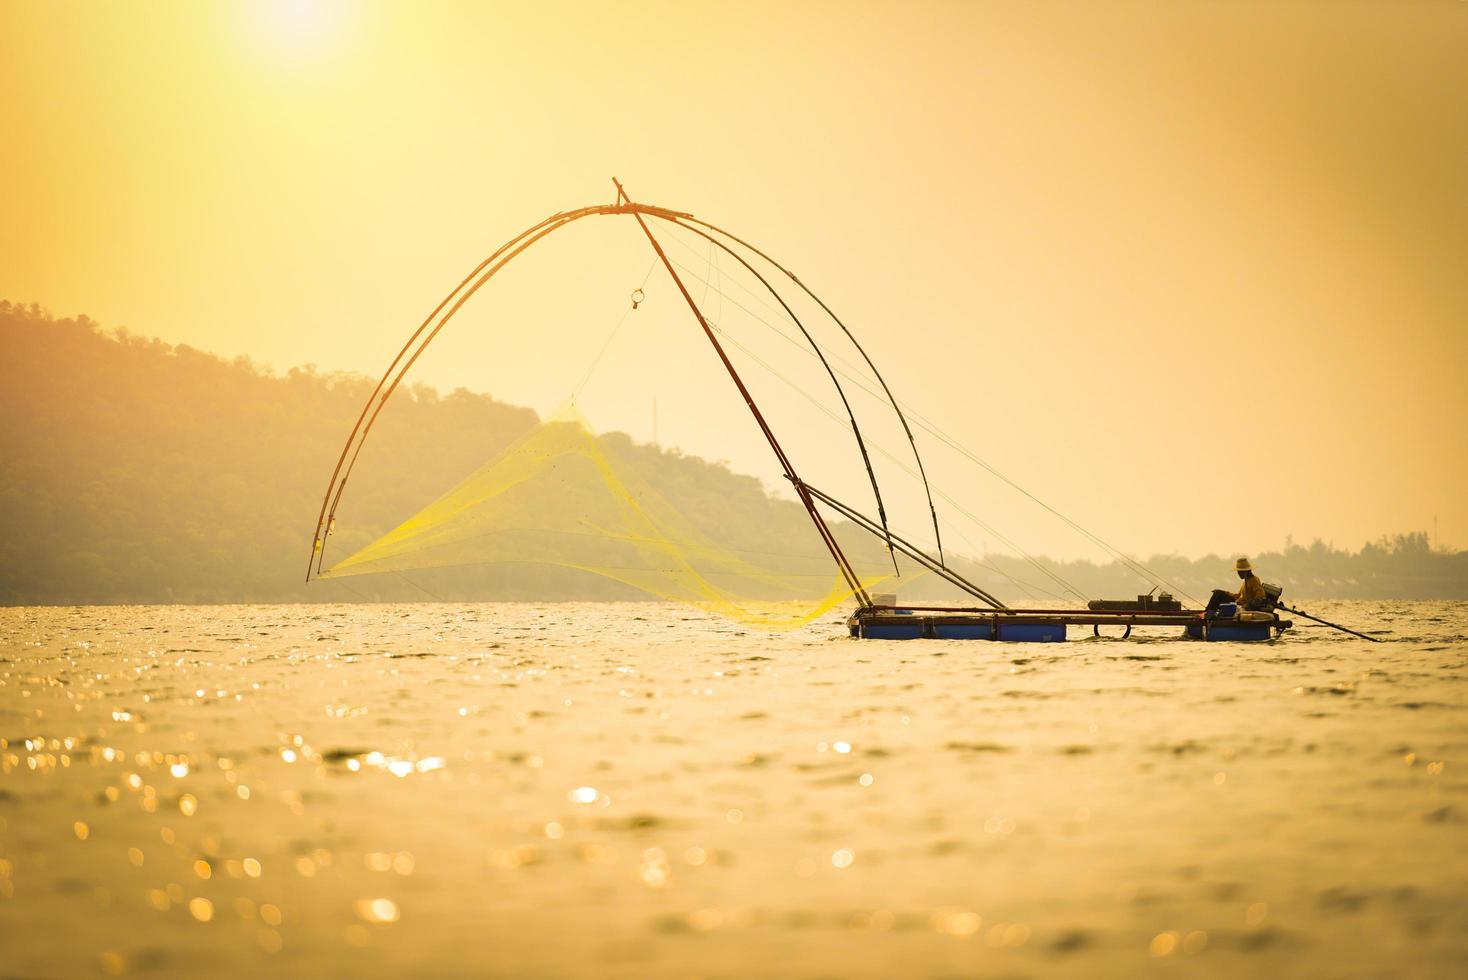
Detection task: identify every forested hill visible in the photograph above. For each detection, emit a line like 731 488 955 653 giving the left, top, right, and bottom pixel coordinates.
0 304 491 600
0 302 855 604
2 302 1464 604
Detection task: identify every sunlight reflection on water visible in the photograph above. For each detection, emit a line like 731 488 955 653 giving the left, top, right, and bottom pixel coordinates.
0 601 1465 978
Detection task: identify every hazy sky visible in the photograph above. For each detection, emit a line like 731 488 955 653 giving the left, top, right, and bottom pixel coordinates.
3 1 1465 562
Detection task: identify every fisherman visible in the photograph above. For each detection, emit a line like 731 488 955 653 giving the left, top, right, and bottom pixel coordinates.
1204 557 1268 614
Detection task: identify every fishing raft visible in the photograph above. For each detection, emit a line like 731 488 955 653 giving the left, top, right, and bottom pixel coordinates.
849 604 1291 643
308 179 1305 644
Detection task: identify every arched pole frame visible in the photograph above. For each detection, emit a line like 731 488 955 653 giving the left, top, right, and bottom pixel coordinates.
306 194 973 605
308 202 651 580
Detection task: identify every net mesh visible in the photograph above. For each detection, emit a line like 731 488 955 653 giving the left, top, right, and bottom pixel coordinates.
323 405 891 628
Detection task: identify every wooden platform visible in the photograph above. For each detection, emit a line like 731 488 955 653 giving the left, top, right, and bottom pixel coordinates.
847 605 1291 642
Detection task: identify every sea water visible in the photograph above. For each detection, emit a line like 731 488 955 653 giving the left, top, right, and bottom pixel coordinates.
0 602 1464 978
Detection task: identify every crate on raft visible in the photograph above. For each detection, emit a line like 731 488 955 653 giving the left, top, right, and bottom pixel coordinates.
1087 593 1183 612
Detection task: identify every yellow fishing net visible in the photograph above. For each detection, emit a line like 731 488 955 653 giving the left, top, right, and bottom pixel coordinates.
323 405 890 628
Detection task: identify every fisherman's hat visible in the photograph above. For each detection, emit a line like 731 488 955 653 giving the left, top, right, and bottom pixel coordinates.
1235 557 1253 572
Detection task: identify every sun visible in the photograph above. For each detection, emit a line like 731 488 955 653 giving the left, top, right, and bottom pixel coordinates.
247 0 351 57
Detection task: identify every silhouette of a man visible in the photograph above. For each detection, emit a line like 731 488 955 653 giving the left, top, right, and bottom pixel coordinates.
1205 557 1267 613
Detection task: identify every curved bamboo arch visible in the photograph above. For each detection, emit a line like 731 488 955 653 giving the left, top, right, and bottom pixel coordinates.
307 198 942 582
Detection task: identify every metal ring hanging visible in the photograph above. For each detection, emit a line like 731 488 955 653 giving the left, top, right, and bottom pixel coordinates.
1092 622 1133 639
630 288 644 310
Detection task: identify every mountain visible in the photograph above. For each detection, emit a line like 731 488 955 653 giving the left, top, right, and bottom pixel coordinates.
0 302 865 604
2 301 1464 605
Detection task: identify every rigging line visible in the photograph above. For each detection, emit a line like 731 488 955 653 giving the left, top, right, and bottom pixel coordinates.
706 317 1086 601
872 389 1190 597
661 221 803 334
912 423 1195 601
937 529 1048 600
572 259 658 397
664 255 1185 602
326 571 375 604
658 226 897 573
662 222 899 407
394 569 447 603
672 219 1192 601
573 304 632 398
878 458 1049 598
673 219 727 326
680 279 1085 601
698 318 1056 601
697 234 718 320
647 217 901 576
673 216 947 567
706 318 1088 602
931 512 1056 600
712 232 724 327
799 483 1005 608
978 561 1054 602
613 178 872 608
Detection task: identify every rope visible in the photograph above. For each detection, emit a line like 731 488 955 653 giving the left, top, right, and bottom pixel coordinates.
660 243 1193 604
703 313 1088 602
672 259 1084 599
571 259 658 398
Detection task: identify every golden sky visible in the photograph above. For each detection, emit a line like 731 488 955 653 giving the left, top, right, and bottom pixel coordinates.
3 1 1465 560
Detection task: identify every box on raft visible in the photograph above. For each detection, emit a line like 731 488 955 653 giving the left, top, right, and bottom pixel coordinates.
1087 593 1183 612
848 608 1288 642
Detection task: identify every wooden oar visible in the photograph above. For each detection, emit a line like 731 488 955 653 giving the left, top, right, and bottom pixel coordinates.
1276 603 1382 642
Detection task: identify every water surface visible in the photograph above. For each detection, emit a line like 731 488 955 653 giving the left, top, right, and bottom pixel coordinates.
1 602 1465 978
